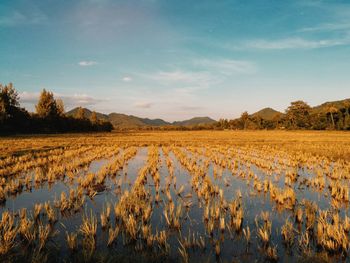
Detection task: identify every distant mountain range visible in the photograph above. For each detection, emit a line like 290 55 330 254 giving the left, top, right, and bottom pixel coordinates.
251 107 283 121
66 108 216 129
249 98 350 121
311 98 350 114
67 98 349 129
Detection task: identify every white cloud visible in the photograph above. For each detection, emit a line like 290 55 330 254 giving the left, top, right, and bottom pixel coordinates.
244 37 350 50
122 76 132 82
299 23 350 32
78 61 98 66
0 10 47 27
148 70 209 83
144 70 217 89
19 91 105 108
133 101 153 108
194 59 256 75
181 106 203 111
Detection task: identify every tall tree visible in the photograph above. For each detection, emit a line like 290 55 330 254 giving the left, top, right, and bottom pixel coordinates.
35 89 59 118
217 118 229 129
326 104 338 129
56 98 65 116
344 100 350 116
240 111 249 130
90 111 98 123
272 113 282 129
0 83 20 120
75 107 85 119
343 100 350 129
285 100 311 129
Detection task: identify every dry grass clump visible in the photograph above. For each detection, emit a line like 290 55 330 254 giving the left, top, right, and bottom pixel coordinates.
38 223 51 251
107 225 119 246
44 202 56 223
281 218 295 248
163 202 182 230
80 211 97 238
229 198 244 232
316 211 349 253
66 231 78 251
100 203 111 229
0 211 18 255
256 211 272 247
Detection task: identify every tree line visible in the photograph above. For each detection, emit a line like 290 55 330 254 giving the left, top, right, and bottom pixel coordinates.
216 100 350 130
127 100 350 131
0 83 113 134
2 83 349 133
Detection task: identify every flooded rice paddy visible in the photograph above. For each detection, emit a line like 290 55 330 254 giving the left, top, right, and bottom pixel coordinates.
1 131 350 262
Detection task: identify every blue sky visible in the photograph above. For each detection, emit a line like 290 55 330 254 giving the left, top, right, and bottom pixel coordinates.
1 0 350 121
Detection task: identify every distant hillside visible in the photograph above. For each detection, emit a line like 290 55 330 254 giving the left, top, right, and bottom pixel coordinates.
173 117 216 126
141 118 169 126
251 107 283 121
67 107 109 121
249 98 350 120
66 108 216 129
312 98 350 114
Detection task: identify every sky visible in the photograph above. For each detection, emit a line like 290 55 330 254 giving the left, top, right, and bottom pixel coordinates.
1 0 350 121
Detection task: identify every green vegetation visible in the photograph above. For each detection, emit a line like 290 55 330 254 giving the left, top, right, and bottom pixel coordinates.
68 99 350 131
217 99 350 130
66 108 216 130
2 82 349 133
0 83 113 134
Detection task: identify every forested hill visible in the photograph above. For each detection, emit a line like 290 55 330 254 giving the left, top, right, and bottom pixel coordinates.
66 108 216 129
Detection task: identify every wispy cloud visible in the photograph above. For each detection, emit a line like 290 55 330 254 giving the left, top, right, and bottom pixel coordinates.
78 61 98 66
299 23 350 32
194 59 256 75
243 37 350 50
0 10 47 27
19 91 105 108
136 58 256 97
147 70 213 84
122 76 132 82
141 70 219 92
181 106 203 111
133 101 153 108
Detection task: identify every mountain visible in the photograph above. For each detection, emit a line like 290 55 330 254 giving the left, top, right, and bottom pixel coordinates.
251 107 283 121
312 98 350 114
249 98 350 121
66 108 216 129
141 118 169 126
173 117 216 126
67 107 109 121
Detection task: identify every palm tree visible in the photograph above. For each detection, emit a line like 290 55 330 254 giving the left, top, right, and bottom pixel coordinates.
343 100 350 118
343 100 350 129
240 111 249 130
326 104 338 129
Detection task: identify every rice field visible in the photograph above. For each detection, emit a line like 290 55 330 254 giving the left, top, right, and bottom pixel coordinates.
1 131 350 262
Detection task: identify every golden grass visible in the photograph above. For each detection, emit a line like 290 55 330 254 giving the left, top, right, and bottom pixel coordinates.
1 130 350 260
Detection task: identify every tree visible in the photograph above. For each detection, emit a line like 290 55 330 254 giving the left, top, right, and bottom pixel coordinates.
326 104 338 129
344 100 350 116
285 101 311 129
35 89 59 118
56 98 65 116
217 118 229 129
343 100 350 129
240 111 249 130
75 107 85 119
252 115 262 129
272 113 282 129
90 111 98 123
0 83 20 120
